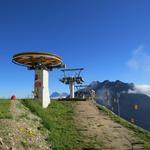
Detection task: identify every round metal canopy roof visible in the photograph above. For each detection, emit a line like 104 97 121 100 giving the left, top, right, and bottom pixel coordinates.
12 52 62 68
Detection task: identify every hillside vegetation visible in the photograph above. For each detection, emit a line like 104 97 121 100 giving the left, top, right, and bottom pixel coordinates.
0 99 150 150
0 100 12 119
0 100 50 150
22 99 92 150
23 99 150 150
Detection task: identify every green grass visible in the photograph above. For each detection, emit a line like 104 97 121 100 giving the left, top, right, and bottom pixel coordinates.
22 99 88 150
0 100 12 119
97 104 150 149
23 99 150 149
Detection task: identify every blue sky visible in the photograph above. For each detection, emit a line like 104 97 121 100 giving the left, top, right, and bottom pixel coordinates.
1 0 150 98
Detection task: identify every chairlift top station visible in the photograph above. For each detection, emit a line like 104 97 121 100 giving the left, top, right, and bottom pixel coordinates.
12 52 65 108
60 68 84 98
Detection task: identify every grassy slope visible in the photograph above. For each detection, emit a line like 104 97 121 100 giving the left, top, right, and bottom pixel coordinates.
0 100 12 119
0 100 12 148
97 105 150 149
22 99 150 150
22 100 85 150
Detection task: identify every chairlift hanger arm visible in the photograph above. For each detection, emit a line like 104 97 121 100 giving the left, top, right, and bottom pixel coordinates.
78 68 84 76
61 68 84 72
61 68 84 77
61 70 66 77
75 85 88 88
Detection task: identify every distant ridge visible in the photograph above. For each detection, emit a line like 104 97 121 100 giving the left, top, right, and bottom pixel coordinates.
50 92 68 99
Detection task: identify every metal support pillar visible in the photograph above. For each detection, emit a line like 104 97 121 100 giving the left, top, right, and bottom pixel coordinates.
69 82 75 98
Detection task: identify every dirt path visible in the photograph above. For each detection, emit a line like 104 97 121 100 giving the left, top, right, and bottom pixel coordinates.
0 100 50 150
73 100 142 150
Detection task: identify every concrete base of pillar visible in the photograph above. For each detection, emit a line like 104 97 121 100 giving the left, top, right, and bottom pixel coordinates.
34 69 50 108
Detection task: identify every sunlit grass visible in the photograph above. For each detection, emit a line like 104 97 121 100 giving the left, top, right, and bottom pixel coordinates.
22 99 150 149
0 100 12 119
22 99 87 150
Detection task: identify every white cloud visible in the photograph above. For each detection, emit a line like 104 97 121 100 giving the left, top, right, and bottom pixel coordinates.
127 46 150 73
128 84 150 97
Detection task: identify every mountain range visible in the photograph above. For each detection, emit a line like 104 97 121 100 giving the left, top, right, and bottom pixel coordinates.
50 92 68 99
